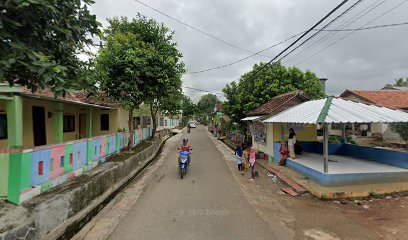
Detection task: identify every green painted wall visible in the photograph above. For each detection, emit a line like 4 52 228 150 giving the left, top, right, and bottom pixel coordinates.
8 152 32 204
54 103 63 143
0 153 9 197
64 144 74 173
7 96 23 148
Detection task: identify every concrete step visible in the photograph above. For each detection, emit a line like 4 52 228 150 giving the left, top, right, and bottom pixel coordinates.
257 160 307 194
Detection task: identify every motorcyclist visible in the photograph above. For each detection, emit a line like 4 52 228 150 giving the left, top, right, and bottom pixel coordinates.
178 138 192 165
187 123 191 133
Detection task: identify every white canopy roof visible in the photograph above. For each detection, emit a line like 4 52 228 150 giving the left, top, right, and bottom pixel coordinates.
263 97 408 124
241 116 261 121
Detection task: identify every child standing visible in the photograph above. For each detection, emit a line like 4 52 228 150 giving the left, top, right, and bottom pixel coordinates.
279 141 288 166
249 147 256 181
235 144 244 174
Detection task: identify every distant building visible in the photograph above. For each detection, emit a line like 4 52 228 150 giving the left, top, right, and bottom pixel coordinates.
340 89 408 143
243 91 313 162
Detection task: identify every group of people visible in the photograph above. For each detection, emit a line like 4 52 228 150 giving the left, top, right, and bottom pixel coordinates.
235 144 257 181
279 128 306 166
234 128 306 181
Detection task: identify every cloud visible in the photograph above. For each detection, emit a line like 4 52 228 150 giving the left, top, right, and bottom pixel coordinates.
90 0 408 101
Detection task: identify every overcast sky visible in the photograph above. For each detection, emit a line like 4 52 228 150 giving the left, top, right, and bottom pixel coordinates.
90 0 408 101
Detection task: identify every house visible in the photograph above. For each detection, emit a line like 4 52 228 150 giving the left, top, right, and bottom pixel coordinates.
263 97 408 187
0 84 178 204
242 91 315 163
340 89 408 144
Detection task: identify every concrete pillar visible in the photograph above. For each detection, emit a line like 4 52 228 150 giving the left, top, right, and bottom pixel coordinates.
54 103 63 144
7 95 23 148
323 123 329 173
86 107 93 138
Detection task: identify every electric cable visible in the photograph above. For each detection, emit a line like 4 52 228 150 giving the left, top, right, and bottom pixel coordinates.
133 0 271 58
293 0 408 66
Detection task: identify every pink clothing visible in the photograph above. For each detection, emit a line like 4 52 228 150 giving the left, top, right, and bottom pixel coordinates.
249 148 256 166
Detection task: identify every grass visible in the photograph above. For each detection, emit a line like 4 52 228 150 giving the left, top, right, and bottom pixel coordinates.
108 140 153 163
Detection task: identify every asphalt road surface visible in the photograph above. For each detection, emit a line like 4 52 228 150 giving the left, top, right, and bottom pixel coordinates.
109 126 279 240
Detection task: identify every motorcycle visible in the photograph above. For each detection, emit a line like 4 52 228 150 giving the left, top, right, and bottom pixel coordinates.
179 151 190 179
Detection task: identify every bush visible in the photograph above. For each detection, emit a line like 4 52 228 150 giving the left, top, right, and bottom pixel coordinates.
328 135 355 144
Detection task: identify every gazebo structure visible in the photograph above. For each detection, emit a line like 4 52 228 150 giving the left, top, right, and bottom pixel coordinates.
263 96 408 186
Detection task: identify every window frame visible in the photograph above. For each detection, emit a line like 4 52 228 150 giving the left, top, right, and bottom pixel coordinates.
63 115 76 133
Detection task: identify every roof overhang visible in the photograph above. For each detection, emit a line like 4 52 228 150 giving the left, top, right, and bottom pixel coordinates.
241 116 261 121
17 93 115 110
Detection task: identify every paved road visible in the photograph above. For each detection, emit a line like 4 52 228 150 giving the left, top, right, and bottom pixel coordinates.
109 126 277 240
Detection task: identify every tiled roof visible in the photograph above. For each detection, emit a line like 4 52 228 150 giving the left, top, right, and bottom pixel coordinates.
19 87 118 108
247 90 309 116
340 90 408 110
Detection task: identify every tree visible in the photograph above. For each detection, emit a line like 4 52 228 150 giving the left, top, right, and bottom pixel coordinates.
124 15 185 136
391 123 408 149
197 94 222 116
180 95 197 125
223 62 325 122
384 78 408 89
0 0 100 96
95 18 152 150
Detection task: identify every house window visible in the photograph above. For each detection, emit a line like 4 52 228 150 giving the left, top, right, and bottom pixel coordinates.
63 115 75 132
101 114 109 131
142 116 151 127
60 156 64 167
133 117 140 128
0 114 7 139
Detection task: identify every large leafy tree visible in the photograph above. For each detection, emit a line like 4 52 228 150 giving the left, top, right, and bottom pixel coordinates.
96 18 152 150
223 62 325 122
197 94 222 123
0 0 100 96
124 15 185 135
180 95 197 125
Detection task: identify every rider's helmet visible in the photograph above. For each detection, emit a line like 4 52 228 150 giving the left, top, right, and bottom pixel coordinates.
183 138 188 143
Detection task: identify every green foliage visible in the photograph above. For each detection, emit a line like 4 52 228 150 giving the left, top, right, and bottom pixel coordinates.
181 95 197 122
0 0 100 96
197 94 222 117
391 122 408 143
384 77 408 89
328 135 355 144
223 62 325 122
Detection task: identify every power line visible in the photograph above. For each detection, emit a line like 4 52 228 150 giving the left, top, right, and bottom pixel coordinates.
186 32 303 74
277 0 364 63
285 0 386 64
183 86 225 96
243 0 350 83
293 0 408 66
133 0 271 58
185 19 408 74
318 20 408 31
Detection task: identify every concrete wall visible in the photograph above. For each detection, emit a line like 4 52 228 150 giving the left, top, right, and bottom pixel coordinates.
7 128 152 205
1 131 170 240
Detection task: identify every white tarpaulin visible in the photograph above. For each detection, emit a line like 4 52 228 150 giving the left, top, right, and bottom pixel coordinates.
241 116 261 121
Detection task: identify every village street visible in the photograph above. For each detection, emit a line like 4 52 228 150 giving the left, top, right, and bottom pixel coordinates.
78 125 408 240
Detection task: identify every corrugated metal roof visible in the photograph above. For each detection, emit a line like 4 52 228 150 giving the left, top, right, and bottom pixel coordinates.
263 97 408 124
241 116 261 121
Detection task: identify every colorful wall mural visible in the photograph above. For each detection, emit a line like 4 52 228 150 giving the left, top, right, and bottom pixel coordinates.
5 128 152 205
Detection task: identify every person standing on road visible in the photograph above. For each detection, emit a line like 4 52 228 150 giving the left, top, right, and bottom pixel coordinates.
235 143 244 174
288 128 297 159
249 147 256 181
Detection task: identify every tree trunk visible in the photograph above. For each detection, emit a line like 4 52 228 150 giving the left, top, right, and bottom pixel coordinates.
127 107 134 151
149 100 158 139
